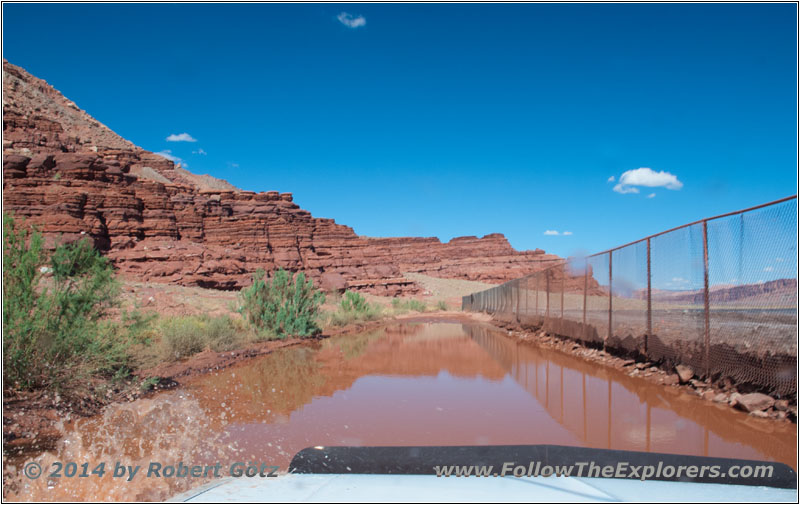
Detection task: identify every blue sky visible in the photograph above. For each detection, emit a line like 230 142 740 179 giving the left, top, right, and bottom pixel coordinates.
3 3 797 260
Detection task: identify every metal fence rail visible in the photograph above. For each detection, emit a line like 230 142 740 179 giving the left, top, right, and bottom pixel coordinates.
463 196 798 395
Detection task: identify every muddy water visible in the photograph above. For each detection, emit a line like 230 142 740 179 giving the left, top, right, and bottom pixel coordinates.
6 321 796 501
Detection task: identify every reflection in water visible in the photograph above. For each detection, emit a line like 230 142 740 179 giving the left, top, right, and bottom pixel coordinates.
464 325 795 464
6 322 796 501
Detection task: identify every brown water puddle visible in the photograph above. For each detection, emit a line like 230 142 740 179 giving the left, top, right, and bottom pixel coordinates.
5 321 796 501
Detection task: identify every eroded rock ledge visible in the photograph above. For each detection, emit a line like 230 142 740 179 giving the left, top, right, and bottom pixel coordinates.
3 59 562 294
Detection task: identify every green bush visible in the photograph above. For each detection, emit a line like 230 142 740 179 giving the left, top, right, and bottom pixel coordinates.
407 299 427 312
160 316 207 359
340 291 369 313
436 300 448 311
325 290 383 327
389 298 427 313
158 314 250 359
238 268 325 338
3 213 131 390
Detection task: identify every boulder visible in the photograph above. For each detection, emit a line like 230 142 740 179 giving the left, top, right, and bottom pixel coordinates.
734 393 775 413
675 365 694 384
662 374 680 386
713 393 728 403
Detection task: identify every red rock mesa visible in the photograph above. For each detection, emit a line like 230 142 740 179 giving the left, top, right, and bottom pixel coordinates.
3 60 565 294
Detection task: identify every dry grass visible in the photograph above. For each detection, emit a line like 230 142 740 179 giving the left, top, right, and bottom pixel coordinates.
119 280 238 317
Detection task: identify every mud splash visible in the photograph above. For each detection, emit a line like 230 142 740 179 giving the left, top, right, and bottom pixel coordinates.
5 321 796 501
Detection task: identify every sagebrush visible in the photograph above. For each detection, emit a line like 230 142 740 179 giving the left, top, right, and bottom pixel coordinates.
3 213 133 390
390 298 427 313
325 290 383 326
238 268 325 337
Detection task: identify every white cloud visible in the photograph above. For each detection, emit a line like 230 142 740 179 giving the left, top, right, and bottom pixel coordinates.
607 176 615 183
764 266 774 272
155 150 187 167
563 231 573 236
647 193 656 198
543 230 560 236
776 257 785 262
613 185 640 194
338 12 366 28
166 132 197 142
192 148 207 155
613 167 683 194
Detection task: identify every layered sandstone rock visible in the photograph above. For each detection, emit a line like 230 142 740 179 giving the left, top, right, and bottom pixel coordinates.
3 60 564 294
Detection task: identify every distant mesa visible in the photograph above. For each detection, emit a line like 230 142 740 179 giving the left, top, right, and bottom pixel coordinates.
642 279 797 306
3 59 563 294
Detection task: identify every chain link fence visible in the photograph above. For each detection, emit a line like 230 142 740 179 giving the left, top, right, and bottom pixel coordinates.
463 196 797 395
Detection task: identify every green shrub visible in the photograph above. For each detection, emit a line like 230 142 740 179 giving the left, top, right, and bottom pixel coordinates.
140 376 160 391
436 300 448 311
238 268 325 338
160 316 207 359
389 298 427 313
325 291 383 327
3 213 131 390
158 314 251 360
407 299 427 312
206 315 251 351
340 290 369 313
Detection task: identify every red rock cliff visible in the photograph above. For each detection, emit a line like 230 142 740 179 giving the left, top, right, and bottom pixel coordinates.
3 60 563 294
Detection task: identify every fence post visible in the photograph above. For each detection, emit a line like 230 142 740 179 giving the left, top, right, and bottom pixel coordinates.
560 264 565 334
525 276 529 320
703 220 710 379
607 253 612 350
510 283 513 315
583 259 588 342
546 270 550 320
646 238 652 357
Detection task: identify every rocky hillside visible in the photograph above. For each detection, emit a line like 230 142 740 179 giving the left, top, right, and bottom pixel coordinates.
3 60 565 295
647 278 797 307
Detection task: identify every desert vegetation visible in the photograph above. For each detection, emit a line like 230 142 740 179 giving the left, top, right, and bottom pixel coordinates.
1 216 328 395
3 214 134 391
131 314 260 369
391 297 428 313
238 268 326 337
324 291 384 326
3 213 456 398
